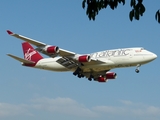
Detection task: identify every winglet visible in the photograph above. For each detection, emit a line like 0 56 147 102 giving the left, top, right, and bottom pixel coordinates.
7 30 14 35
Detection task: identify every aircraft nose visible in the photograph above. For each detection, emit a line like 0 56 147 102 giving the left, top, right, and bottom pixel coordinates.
152 53 157 59
142 51 157 63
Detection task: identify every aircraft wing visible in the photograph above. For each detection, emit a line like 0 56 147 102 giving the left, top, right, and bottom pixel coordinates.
7 30 76 57
7 30 106 70
7 30 46 47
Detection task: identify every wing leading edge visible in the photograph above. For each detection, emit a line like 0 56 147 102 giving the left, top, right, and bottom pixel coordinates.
7 30 46 47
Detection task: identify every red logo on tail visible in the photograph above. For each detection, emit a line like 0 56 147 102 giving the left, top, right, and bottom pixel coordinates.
22 42 43 63
24 48 37 61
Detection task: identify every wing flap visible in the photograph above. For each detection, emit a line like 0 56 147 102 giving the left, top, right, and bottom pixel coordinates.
56 57 78 69
7 54 35 64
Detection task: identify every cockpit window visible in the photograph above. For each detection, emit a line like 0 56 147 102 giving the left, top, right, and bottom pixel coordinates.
135 48 144 52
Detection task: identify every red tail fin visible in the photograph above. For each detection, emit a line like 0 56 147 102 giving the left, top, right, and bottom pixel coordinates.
22 42 43 63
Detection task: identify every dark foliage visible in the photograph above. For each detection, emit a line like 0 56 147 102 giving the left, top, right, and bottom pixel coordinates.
155 9 160 23
82 0 160 23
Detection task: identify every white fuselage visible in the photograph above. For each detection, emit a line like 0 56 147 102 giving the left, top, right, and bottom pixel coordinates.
32 47 157 72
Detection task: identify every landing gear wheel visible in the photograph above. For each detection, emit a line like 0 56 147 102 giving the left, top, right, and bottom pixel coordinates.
88 78 92 81
73 72 78 76
135 69 139 73
88 75 94 81
73 67 81 76
77 74 82 78
81 74 84 78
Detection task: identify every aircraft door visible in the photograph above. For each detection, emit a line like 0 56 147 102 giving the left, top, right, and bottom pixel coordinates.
129 50 133 58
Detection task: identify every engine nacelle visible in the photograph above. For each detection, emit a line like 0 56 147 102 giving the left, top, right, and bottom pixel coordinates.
77 55 91 62
106 72 117 79
98 76 106 82
98 72 116 82
44 45 59 54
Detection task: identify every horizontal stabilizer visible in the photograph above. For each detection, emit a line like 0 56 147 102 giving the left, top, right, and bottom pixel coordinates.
7 54 35 64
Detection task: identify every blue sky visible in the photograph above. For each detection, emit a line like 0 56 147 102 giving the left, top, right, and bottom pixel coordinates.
0 0 160 120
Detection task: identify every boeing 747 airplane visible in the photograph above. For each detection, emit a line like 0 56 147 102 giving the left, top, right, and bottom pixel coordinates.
6 30 157 82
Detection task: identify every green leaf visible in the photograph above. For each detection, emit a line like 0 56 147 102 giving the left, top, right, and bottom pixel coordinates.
135 10 140 20
109 1 115 10
139 4 145 16
135 3 140 12
138 0 143 4
121 0 125 5
130 0 136 7
87 0 90 4
155 10 160 23
88 12 92 20
92 14 95 20
129 9 134 21
155 10 159 20
82 0 86 9
104 0 108 8
113 0 118 8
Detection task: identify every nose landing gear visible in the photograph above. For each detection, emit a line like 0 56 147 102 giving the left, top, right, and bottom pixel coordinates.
135 69 139 73
135 64 141 73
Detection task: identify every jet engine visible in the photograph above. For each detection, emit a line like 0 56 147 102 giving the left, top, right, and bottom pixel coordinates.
77 55 91 62
43 45 59 54
98 72 117 82
98 76 106 82
106 72 117 79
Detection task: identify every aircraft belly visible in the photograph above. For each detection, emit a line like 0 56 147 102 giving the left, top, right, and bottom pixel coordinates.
35 60 69 72
81 63 114 72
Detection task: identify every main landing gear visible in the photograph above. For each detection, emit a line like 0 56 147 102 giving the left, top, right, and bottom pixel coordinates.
73 67 84 78
73 67 94 81
135 64 141 73
88 75 94 81
73 67 81 76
